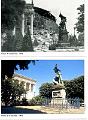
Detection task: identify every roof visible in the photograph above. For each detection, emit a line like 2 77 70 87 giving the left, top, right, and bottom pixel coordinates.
13 73 36 83
25 4 56 22
34 7 56 22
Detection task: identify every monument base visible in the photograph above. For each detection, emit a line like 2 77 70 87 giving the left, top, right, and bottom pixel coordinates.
51 98 67 105
51 86 66 105
57 40 70 49
52 89 66 99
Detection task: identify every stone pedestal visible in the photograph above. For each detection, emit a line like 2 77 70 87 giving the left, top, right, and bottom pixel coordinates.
58 30 70 48
52 89 66 99
51 83 66 105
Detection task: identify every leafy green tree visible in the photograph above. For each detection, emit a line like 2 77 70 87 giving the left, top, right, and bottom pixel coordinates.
29 95 44 105
22 27 33 51
1 60 35 80
39 83 53 98
76 4 84 33
64 75 84 100
1 78 26 106
39 76 84 100
12 80 26 101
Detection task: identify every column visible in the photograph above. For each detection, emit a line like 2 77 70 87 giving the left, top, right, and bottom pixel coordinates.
29 83 31 92
31 84 33 92
22 14 25 37
13 26 16 35
30 9 34 40
24 82 27 98
26 83 30 91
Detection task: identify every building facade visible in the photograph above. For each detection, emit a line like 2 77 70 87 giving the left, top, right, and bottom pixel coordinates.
21 3 58 39
13 74 36 100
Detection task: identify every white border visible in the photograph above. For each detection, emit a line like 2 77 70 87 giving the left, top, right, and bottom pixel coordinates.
0 57 87 120
0 0 88 119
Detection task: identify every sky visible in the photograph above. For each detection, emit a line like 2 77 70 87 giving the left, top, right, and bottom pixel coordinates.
25 0 84 35
15 60 84 95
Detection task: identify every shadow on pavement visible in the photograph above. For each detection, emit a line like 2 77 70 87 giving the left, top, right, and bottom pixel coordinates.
1 106 47 114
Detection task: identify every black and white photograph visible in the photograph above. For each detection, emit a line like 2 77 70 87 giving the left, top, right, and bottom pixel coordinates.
1 0 84 52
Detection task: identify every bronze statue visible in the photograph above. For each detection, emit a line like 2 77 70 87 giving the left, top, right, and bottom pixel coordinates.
53 64 60 73
53 64 63 85
58 13 68 42
59 13 66 21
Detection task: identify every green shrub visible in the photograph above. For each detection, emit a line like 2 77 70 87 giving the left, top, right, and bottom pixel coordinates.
29 96 44 106
21 97 28 106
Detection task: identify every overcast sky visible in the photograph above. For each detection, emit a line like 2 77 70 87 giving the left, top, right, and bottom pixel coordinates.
25 0 84 35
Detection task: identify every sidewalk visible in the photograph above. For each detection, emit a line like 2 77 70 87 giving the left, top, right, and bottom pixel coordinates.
16 106 85 114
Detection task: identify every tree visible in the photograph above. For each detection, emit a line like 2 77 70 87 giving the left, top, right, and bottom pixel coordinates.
22 27 33 51
68 35 77 47
1 60 35 80
1 32 15 51
39 83 53 98
1 0 26 52
39 75 84 100
75 4 84 33
64 75 84 100
75 4 84 46
1 78 26 106
29 95 44 105
77 33 84 46
15 29 23 51
1 0 25 32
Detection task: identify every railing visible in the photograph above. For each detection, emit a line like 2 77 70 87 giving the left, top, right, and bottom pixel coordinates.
42 98 80 109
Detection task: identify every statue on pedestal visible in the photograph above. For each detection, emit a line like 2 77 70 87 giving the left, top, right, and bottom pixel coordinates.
58 13 69 43
52 64 66 99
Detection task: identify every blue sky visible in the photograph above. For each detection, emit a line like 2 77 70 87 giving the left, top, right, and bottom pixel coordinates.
15 60 84 95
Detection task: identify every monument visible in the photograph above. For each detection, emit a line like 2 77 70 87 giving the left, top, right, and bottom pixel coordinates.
51 64 66 104
58 13 70 48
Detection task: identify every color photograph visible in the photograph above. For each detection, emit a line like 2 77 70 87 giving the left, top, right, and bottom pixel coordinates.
1 60 84 114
